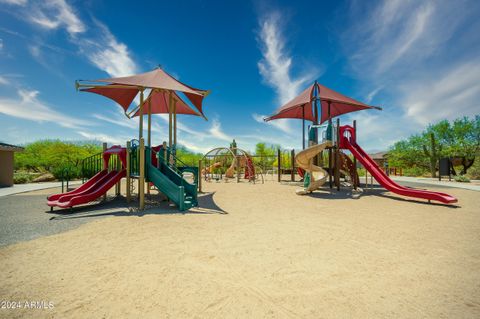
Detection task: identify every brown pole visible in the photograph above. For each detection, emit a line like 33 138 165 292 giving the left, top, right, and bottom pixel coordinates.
126 140 131 203
302 106 305 150
335 118 340 191
168 91 173 149
277 148 281 182
148 96 152 147
139 89 145 210
173 101 177 148
353 120 357 190
328 101 332 189
139 137 145 210
102 142 107 201
198 159 202 193
139 89 144 140
291 149 295 182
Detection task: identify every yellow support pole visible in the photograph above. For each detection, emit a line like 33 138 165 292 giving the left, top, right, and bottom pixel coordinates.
173 100 177 148
148 95 152 147
139 89 145 210
102 142 107 201
168 91 173 149
198 159 202 193
139 89 144 139
139 137 145 210
126 140 131 203
147 96 152 195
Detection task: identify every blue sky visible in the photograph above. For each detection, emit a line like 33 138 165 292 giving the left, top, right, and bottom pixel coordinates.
0 0 479 153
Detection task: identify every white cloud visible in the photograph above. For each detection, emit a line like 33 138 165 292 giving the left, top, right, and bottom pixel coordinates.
208 118 232 142
80 21 137 77
365 86 383 104
252 113 294 135
0 38 3 51
257 12 318 105
0 89 91 129
0 0 27 5
76 131 124 144
339 0 480 149
401 60 480 125
0 76 8 85
28 0 86 36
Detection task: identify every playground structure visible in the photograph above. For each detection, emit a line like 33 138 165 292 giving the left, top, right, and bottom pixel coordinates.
48 68 208 211
200 146 262 187
265 81 458 205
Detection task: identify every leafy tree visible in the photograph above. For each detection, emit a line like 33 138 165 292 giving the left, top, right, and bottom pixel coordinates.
388 115 480 177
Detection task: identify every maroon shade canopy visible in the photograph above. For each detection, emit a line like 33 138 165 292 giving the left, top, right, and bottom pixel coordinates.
90 68 208 117
82 85 138 112
265 83 380 124
132 90 200 117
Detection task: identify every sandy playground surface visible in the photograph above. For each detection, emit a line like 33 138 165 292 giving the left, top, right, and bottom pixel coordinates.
0 180 479 318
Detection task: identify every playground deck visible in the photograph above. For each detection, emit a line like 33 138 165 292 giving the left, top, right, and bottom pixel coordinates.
0 181 479 318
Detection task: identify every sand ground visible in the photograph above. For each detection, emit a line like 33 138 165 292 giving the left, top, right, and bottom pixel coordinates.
0 180 479 318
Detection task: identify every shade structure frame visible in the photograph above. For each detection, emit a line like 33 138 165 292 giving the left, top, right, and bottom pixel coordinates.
264 82 382 125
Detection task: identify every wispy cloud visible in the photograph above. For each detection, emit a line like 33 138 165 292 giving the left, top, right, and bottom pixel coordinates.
401 60 480 125
340 0 480 148
79 20 137 77
257 12 317 105
208 118 232 142
5 0 137 77
27 0 86 36
0 76 8 85
252 113 293 135
0 0 27 6
76 131 124 144
0 89 91 128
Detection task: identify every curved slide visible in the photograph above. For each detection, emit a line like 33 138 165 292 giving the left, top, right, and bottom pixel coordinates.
344 139 457 204
295 141 332 195
48 169 126 209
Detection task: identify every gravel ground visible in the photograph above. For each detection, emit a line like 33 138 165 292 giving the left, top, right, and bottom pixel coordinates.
0 186 131 247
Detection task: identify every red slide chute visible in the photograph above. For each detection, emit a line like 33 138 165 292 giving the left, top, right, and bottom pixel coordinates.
339 125 457 204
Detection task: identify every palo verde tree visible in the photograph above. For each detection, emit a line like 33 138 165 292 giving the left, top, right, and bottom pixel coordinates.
388 115 480 177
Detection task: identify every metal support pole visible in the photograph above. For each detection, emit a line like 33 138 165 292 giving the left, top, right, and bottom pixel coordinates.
148 96 152 147
291 149 295 182
336 118 340 191
173 101 177 148
168 92 173 149
116 155 121 196
236 156 240 183
328 102 332 189
277 148 281 182
353 120 357 190
198 159 202 193
102 142 107 201
302 106 305 150
139 138 145 210
126 141 131 202
139 89 144 139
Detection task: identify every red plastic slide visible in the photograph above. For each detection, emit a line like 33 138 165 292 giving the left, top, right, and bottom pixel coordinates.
344 139 457 204
48 169 126 209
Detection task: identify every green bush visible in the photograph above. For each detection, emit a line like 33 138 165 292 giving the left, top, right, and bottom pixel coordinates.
13 172 34 184
402 166 428 177
454 175 470 183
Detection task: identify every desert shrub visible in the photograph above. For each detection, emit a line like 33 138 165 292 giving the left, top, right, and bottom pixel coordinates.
402 166 428 177
454 175 470 183
13 172 34 184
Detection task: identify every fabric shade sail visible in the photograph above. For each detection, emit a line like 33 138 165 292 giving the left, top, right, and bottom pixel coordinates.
81 85 138 112
89 68 208 117
132 90 201 117
265 82 380 124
